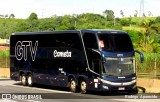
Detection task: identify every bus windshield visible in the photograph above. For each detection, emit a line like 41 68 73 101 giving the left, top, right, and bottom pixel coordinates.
102 57 135 77
98 33 133 52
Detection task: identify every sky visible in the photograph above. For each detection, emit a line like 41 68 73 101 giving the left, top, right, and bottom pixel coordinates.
0 0 160 19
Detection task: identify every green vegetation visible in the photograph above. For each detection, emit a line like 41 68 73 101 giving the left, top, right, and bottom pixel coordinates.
0 56 9 68
0 39 4 44
136 53 160 73
0 76 8 78
137 87 145 93
0 51 9 68
0 50 9 56
0 10 160 73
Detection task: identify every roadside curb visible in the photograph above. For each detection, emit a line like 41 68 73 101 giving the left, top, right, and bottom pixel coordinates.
0 78 11 80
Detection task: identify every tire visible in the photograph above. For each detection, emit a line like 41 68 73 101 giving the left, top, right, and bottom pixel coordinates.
27 74 33 87
21 74 27 86
129 87 138 94
70 79 77 93
19 75 22 81
80 80 87 94
132 88 138 94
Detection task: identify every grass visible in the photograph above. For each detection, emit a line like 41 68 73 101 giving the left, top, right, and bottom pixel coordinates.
0 75 8 78
0 56 9 68
0 39 5 44
123 26 146 32
0 50 9 68
0 50 9 56
137 76 155 79
136 53 160 74
138 87 145 93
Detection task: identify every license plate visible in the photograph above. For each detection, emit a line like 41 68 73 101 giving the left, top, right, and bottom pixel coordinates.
118 87 125 90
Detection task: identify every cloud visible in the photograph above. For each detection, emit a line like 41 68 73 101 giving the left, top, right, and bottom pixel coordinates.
0 0 40 18
0 0 159 18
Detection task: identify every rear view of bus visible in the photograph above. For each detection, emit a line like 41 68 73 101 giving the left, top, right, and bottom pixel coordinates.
82 30 144 93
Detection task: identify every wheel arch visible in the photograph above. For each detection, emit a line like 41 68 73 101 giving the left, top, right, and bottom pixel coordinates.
26 71 33 76
78 75 88 83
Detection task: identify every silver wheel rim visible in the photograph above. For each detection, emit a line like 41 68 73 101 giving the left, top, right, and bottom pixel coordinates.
22 76 26 83
81 81 86 93
28 76 32 85
71 80 76 91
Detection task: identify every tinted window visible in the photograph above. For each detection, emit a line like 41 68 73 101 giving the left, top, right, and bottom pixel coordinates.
37 33 82 50
98 34 133 52
83 33 101 74
11 32 82 50
83 33 98 49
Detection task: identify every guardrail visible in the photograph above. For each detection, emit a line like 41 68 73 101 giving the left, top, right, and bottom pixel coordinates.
0 44 9 46
137 73 160 78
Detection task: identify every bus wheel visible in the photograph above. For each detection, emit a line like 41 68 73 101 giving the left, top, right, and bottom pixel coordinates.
27 74 33 87
80 80 87 94
21 74 27 86
70 79 76 92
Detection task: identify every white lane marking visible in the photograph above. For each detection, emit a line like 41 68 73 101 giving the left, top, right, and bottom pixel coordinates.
0 99 17 102
27 100 41 102
7 84 71 93
0 99 42 102
113 99 160 102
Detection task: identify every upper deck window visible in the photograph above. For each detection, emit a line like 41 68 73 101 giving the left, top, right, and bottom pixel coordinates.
98 33 133 52
83 33 98 49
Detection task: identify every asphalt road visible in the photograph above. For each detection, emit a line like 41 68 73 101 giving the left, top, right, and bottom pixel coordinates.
0 79 159 102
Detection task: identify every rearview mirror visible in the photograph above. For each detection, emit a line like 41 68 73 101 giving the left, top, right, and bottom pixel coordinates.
134 50 144 63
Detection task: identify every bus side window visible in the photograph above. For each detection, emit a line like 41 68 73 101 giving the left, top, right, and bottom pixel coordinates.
83 33 98 49
83 33 100 74
92 60 101 74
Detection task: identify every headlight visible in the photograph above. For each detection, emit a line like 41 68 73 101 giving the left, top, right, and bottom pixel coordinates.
102 85 109 89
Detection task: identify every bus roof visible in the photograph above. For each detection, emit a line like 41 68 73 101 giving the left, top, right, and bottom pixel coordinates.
12 30 80 36
12 29 127 36
81 29 127 34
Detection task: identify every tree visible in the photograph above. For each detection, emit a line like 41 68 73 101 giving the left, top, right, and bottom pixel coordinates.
5 14 8 18
120 10 124 17
27 12 39 31
143 13 146 17
120 18 130 26
155 16 160 23
103 10 115 21
148 11 152 17
9 14 15 18
77 13 106 29
0 15 4 18
28 12 38 21
38 18 56 31
141 20 159 52
134 10 138 17
16 20 30 32
0 19 17 38
129 15 132 23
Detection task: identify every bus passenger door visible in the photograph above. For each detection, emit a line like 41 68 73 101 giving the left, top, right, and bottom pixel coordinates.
82 32 102 90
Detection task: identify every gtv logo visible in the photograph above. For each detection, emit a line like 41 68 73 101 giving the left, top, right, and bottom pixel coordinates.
15 41 38 61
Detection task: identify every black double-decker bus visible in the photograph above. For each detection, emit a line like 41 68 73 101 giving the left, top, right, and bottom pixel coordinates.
10 29 144 94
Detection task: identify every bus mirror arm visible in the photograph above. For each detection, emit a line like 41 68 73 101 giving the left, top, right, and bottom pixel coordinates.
89 48 101 55
134 50 144 63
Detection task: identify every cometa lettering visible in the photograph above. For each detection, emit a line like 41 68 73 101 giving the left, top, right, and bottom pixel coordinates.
53 50 72 57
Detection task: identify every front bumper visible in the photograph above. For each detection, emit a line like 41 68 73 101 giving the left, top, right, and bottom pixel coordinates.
98 77 137 91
